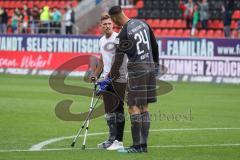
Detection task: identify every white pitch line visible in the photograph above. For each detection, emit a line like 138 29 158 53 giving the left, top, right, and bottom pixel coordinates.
150 143 240 148
150 128 240 132
29 127 240 151
1 127 240 153
29 132 108 151
1 143 240 153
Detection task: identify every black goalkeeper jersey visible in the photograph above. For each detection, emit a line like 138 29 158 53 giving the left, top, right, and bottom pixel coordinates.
115 19 159 69
110 19 159 78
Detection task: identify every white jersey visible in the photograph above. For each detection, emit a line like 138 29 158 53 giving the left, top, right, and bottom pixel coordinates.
99 32 127 83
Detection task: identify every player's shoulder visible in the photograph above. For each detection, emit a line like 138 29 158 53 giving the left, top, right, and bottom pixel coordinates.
99 35 107 45
112 31 118 38
126 19 149 31
99 35 105 42
129 19 147 26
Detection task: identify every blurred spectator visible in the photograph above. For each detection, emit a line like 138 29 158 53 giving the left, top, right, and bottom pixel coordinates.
191 4 199 36
179 0 194 29
0 8 8 34
11 8 21 34
18 9 24 33
23 4 31 15
64 5 75 34
199 0 209 29
49 8 54 33
222 1 232 38
22 4 31 34
30 5 40 34
22 11 29 33
40 6 50 34
51 7 62 34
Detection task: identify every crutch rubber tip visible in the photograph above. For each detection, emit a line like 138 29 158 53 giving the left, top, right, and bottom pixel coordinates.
71 142 75 147
82 145 86 150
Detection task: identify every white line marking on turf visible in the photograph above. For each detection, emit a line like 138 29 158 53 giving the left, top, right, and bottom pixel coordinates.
29 132 108 151
1 128 240 153
1 143 240 153
150 143 240 148
29 127 240 151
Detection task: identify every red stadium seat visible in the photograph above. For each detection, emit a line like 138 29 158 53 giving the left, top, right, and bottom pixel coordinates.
198 30 207 37
206 30 214 38
174 20 181 28
231 20 238 29
146 19 153 27
176 29 184 36
124 9 131 17
7 1 17 8
231 30 238 38
72 1 78 7
232 10 240 19
39 1 47 8
167 19 175 28
28 1 34 8
175 19 186 28
215 30 224 38
168 29 176 37
154 29 161 37
161 29 169 36
152 19 160 28
52 1 59 7
207 20 213 28
183 29 190 37
159 19 167 28
136 0 144 8
130 9 138 17
212 20 223 29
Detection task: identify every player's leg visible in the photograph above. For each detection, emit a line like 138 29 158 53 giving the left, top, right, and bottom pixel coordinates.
125 72 147 152
118 68 148 153
97 85 118 149
139 71 157 152
112 82 126 142
140 105 150 152
128 105 142 151
107 82 126 150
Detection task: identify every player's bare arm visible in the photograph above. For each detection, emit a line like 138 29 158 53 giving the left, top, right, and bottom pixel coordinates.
91 55 103 80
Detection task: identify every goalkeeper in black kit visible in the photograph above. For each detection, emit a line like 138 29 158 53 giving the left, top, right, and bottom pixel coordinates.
108 6 159 153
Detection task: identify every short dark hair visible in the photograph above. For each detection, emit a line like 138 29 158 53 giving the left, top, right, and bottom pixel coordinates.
108 6 122 15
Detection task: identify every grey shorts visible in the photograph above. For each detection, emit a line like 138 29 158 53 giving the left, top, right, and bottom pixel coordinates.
127 71 157 106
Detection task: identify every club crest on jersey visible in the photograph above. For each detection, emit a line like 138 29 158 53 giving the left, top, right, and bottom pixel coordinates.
114 38 120 44
118 40 133 51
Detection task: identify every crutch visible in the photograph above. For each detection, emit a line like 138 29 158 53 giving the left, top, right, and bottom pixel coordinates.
81 84 99 150
70 82 100 149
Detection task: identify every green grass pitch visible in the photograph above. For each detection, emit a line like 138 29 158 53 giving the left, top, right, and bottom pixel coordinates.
0 74 240 160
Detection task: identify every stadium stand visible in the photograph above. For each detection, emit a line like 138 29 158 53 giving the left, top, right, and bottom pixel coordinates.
0 0 239 38
86 0 240 38
0 0 79 33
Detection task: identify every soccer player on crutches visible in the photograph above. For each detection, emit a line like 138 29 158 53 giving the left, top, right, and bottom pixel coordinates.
90 12 128 150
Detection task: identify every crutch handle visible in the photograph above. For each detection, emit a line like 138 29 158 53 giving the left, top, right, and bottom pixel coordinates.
91 77 96 82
